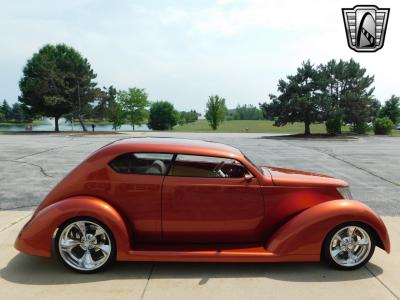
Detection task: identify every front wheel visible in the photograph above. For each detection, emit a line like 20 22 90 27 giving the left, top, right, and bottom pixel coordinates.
55 218 116 273
323 223 375 270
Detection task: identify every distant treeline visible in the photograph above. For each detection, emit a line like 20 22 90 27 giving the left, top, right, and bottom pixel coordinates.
226 104 263 120
0 100 30 123
6 43 400 134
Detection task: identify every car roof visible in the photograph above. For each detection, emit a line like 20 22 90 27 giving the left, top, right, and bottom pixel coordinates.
108 137 243 158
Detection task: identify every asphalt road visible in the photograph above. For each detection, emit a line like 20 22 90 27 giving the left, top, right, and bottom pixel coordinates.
0 132 399 215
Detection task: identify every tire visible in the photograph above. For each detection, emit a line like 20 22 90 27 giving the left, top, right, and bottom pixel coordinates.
55 217 116 273
322 222 375 270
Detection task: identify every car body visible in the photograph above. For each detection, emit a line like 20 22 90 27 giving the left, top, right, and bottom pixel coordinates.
15 138 390 272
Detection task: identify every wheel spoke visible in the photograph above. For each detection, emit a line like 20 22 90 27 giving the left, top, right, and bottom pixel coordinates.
356 238 369 246
347 250 358 263
60 238 81 252
75 221 87 237
94 227 105 237
97 244 111 255
331 248 342 257
333 234 343 245
347 226 355 238
81 250 95 268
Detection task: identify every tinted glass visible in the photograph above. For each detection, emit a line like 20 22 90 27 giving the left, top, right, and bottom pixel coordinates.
169 154 249 178
109 153 174 175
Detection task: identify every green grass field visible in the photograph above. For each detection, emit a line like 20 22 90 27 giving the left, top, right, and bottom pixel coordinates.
173 119 348 134
173 119 400 136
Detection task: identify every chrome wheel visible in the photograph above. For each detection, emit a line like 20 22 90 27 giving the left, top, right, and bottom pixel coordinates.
58 220 112 272
329 225 372 267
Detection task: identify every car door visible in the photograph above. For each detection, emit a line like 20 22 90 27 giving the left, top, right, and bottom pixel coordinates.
108 152 174 242
162 154 265 243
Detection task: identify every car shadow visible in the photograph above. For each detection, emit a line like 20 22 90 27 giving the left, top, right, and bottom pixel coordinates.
1 254 383 286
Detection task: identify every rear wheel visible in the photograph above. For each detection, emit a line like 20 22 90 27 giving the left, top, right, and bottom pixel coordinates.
323 223 375 270
55 218 115 273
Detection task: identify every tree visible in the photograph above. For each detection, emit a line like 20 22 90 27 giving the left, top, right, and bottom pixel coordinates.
205 95 226 130
117 88 149 130
380 95 400 124
19 44 97 131
227 104 263 120
178 110 199 125
109 101 125 131
147 101 178 130
1 100 12 121
260 60 326 135
91 86 117 120
10 103 25 122
262 59 377 135
319 59 375 133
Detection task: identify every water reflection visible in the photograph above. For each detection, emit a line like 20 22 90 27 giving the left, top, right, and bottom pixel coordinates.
0 118 150 132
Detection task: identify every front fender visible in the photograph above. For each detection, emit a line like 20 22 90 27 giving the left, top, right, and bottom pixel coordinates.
15 196 132 260
266 200 390 256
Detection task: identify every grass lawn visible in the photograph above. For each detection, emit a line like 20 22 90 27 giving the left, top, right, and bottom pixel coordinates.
0 119 49 126
390 129 400 136
173 119 351 134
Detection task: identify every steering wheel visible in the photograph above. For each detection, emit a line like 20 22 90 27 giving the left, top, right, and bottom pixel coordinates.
212 161 226 177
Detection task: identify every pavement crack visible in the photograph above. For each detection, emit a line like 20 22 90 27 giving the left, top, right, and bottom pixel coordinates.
14 145 66 160
365 265 400 300
0 204 38 211
282 141 400 188
311 147 400 187
0 213 32 233
140 263 155 300
0 159 53 178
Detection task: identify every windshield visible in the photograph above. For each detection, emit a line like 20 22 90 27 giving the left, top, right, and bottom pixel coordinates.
243 154 262 173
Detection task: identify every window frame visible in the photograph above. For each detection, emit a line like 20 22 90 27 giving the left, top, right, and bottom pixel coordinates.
109 152 255 179
167 153 254 179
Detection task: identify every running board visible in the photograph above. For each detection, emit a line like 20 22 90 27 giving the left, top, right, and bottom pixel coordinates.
119 244 319 262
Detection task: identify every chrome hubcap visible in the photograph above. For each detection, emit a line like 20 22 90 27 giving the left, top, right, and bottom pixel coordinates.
329 226 371 267
58 221 111 271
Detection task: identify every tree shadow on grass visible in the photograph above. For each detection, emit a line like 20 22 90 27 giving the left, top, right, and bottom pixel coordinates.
1 253 382 286
259 134 358 141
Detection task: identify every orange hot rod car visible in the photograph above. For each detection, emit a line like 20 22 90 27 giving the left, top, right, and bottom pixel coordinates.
15 138 390 273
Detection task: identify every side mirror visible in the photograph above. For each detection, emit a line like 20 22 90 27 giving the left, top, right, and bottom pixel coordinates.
244 173 253 182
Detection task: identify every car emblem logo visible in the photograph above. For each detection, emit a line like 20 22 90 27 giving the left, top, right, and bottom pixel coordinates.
342 5 390 52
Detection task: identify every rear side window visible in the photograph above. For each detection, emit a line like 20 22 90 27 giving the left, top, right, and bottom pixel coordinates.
109 153 174 175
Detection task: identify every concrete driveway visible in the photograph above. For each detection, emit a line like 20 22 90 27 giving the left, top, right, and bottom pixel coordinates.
0 132 399 299
0 211 399 300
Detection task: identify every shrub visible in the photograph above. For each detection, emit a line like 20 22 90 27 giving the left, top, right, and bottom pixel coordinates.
147 101 178 130
325 114 342 135
352 122 370 134
373 117 394 135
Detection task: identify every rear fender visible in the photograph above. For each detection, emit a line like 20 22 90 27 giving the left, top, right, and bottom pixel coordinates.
266 200 390 256
15 196 132 260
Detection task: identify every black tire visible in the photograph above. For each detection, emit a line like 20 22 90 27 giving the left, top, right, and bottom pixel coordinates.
322 222 375 271
54 217 116 273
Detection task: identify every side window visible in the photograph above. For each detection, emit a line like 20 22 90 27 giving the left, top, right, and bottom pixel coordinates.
109 153 174 175
169 154 249 178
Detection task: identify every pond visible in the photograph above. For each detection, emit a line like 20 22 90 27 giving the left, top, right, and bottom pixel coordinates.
0 118 151 132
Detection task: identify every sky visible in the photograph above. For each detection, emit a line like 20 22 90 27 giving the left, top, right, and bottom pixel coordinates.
0 0 399 113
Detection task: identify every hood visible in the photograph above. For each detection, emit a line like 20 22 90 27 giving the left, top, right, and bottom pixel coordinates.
262 166 348 187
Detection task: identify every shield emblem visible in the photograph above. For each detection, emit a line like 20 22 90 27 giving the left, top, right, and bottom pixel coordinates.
342 5 390 52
